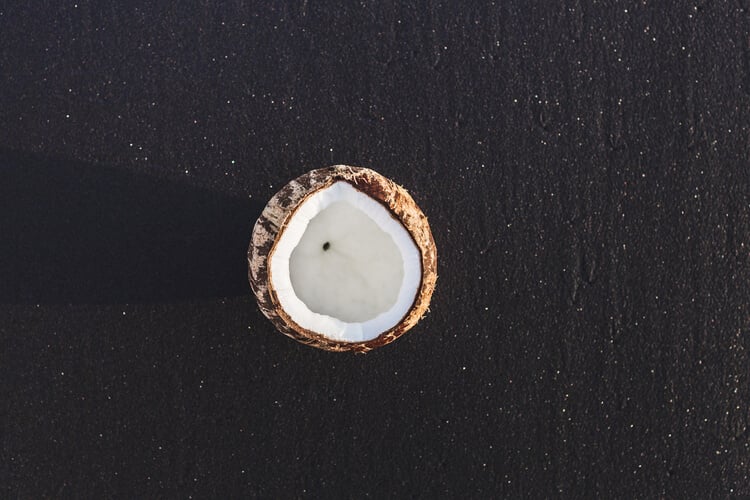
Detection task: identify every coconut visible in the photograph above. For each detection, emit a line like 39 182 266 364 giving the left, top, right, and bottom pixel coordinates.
248 165 437 353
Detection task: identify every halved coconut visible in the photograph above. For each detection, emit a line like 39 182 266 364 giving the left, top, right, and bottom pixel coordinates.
248 165 437 353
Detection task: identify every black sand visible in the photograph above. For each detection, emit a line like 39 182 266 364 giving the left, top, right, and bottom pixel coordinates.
2 3 749 497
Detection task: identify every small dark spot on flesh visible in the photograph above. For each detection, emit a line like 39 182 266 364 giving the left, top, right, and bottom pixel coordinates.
323 242 331 251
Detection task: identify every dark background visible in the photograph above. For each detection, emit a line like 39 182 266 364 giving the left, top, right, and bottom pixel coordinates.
2 1 749 497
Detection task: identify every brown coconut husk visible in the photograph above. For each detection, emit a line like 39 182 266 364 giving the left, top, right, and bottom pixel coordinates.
248 165 437 353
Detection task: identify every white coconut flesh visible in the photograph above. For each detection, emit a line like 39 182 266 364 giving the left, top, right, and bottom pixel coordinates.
269 181 421 343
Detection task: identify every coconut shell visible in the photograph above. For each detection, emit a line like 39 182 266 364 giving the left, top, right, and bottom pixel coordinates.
247 165 437 353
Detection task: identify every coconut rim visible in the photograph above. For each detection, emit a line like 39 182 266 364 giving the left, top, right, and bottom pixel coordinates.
248 165 437 353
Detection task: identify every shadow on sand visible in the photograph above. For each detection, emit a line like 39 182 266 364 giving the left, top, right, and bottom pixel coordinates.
0 150 263 304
